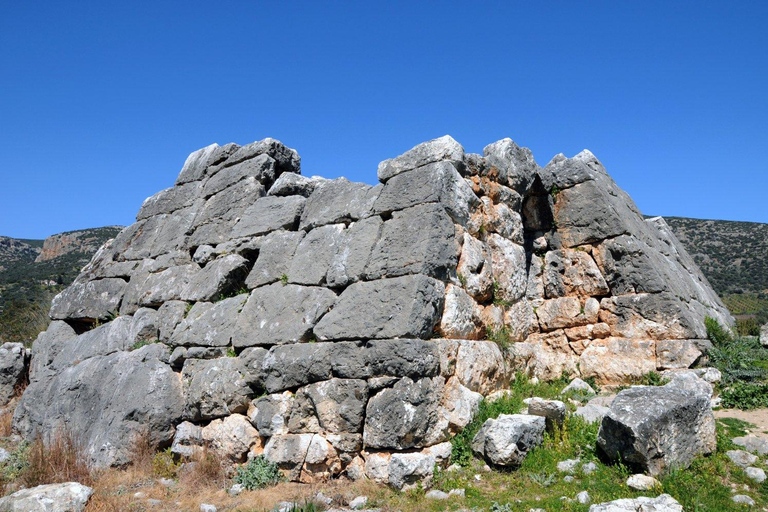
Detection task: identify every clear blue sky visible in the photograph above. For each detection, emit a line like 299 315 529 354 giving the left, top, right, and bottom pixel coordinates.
1 1 766 239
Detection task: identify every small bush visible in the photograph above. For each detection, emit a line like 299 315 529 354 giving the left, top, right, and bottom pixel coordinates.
705 316 732 345
708 335 768 384
130 339 158 351
280 274 289 285
720 381 768 410
486 326 512 351
234 455 282 490
179 447 227 489
152 448 179 479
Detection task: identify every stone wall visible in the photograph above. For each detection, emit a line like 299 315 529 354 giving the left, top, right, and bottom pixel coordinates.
12 135 732 486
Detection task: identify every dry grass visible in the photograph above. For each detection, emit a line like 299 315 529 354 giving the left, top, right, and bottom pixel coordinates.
0 410 13 438
21 430 92 487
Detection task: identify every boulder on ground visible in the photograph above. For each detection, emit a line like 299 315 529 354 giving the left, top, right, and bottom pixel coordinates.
0 482 93 512
597 386 715 476
471 414 545 466
588 494 683 512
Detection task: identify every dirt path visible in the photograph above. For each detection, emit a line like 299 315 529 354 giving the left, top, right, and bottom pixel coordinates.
715 408 768 438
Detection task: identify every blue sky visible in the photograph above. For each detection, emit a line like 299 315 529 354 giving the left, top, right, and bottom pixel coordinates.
1 1 766 239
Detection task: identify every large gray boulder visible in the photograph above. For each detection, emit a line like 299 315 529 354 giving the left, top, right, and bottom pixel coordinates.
14 343 183 468
597 386 716 476
0 343 28 405
0 482 93 512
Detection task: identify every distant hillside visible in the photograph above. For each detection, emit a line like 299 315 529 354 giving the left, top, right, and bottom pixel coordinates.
662 217 768 296
0 226 123 343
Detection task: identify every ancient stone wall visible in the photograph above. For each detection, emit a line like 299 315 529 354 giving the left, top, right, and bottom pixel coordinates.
13 135 732 487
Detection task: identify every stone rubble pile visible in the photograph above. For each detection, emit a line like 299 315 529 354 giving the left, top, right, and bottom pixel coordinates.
10 135 732 486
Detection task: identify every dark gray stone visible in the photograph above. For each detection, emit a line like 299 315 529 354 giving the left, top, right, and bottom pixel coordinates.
288 379 368 434
0 343 28 405
299 178 379 230
482 138 539 194
366 339 440 379
13 344 183 468
373 161 479 224
268 173 324 197
262 343 333 392
313 275 445 341
288 224 345 285
326 216 383 288
363 376 444 450
157 300 189 342
231 195 305 238
364 204 458 281
182 357 254 421
245 230 305 288
203 153 275 197
597 386 716 476
233 284 336 347
137 181 203 220
49 277 126 322
170 295 247 347
377 135 464 182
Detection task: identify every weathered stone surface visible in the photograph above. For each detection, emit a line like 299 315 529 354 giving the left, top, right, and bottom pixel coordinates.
182 357 254 421
441 377 482 432
181 254 250 302
365 339 440 379
597 386 716 475
562 378 596 395
762 324 768 347
0 482 93 512
288 224 345 285
314 275 444 341
204 154 275 197
364 377 444 450
138 181 202 220
202 414 259 461
537 297 598 331
589 494 683 512
526 397 566 432
575 403 610 424
482 138 538 194
288 379 368 434
487 234 526 303
471 414 545 466
579 338 656 384
544 249 609 298
49 277 126 321
439 285 482 339
233 284 336 347
378 135 464 182
726 449 758 468
268 172 323 198
299 178 378 230
664 372 713 399
248 391 293 437
374 161 478 224
626 474 660 491
733 435 768 456
231 195 305 238
262 343 333 392
245 230 304 288
365 204 458 281
122 264 199 312
454 341 509 395
14 344 183 468
326 216 382 288
457 233 493 301
170 295 246 348
387 451 436 491
171 421 204 457
0 343 28 405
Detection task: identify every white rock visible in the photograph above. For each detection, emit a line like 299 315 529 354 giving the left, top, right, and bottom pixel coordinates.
576 491 590 504
626 474 660 491
732 494 755 506
557 458 581 473
449 488 466 497
562 377 595 395
200 505 217 512
727 449 758 468
349 496 368 509
425 490 449 500
582 462 598 474
746 467 766 483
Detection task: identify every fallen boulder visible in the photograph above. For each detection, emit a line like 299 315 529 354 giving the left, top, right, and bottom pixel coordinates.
471 414 545 466
0 482 93 512
597 386 715 476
